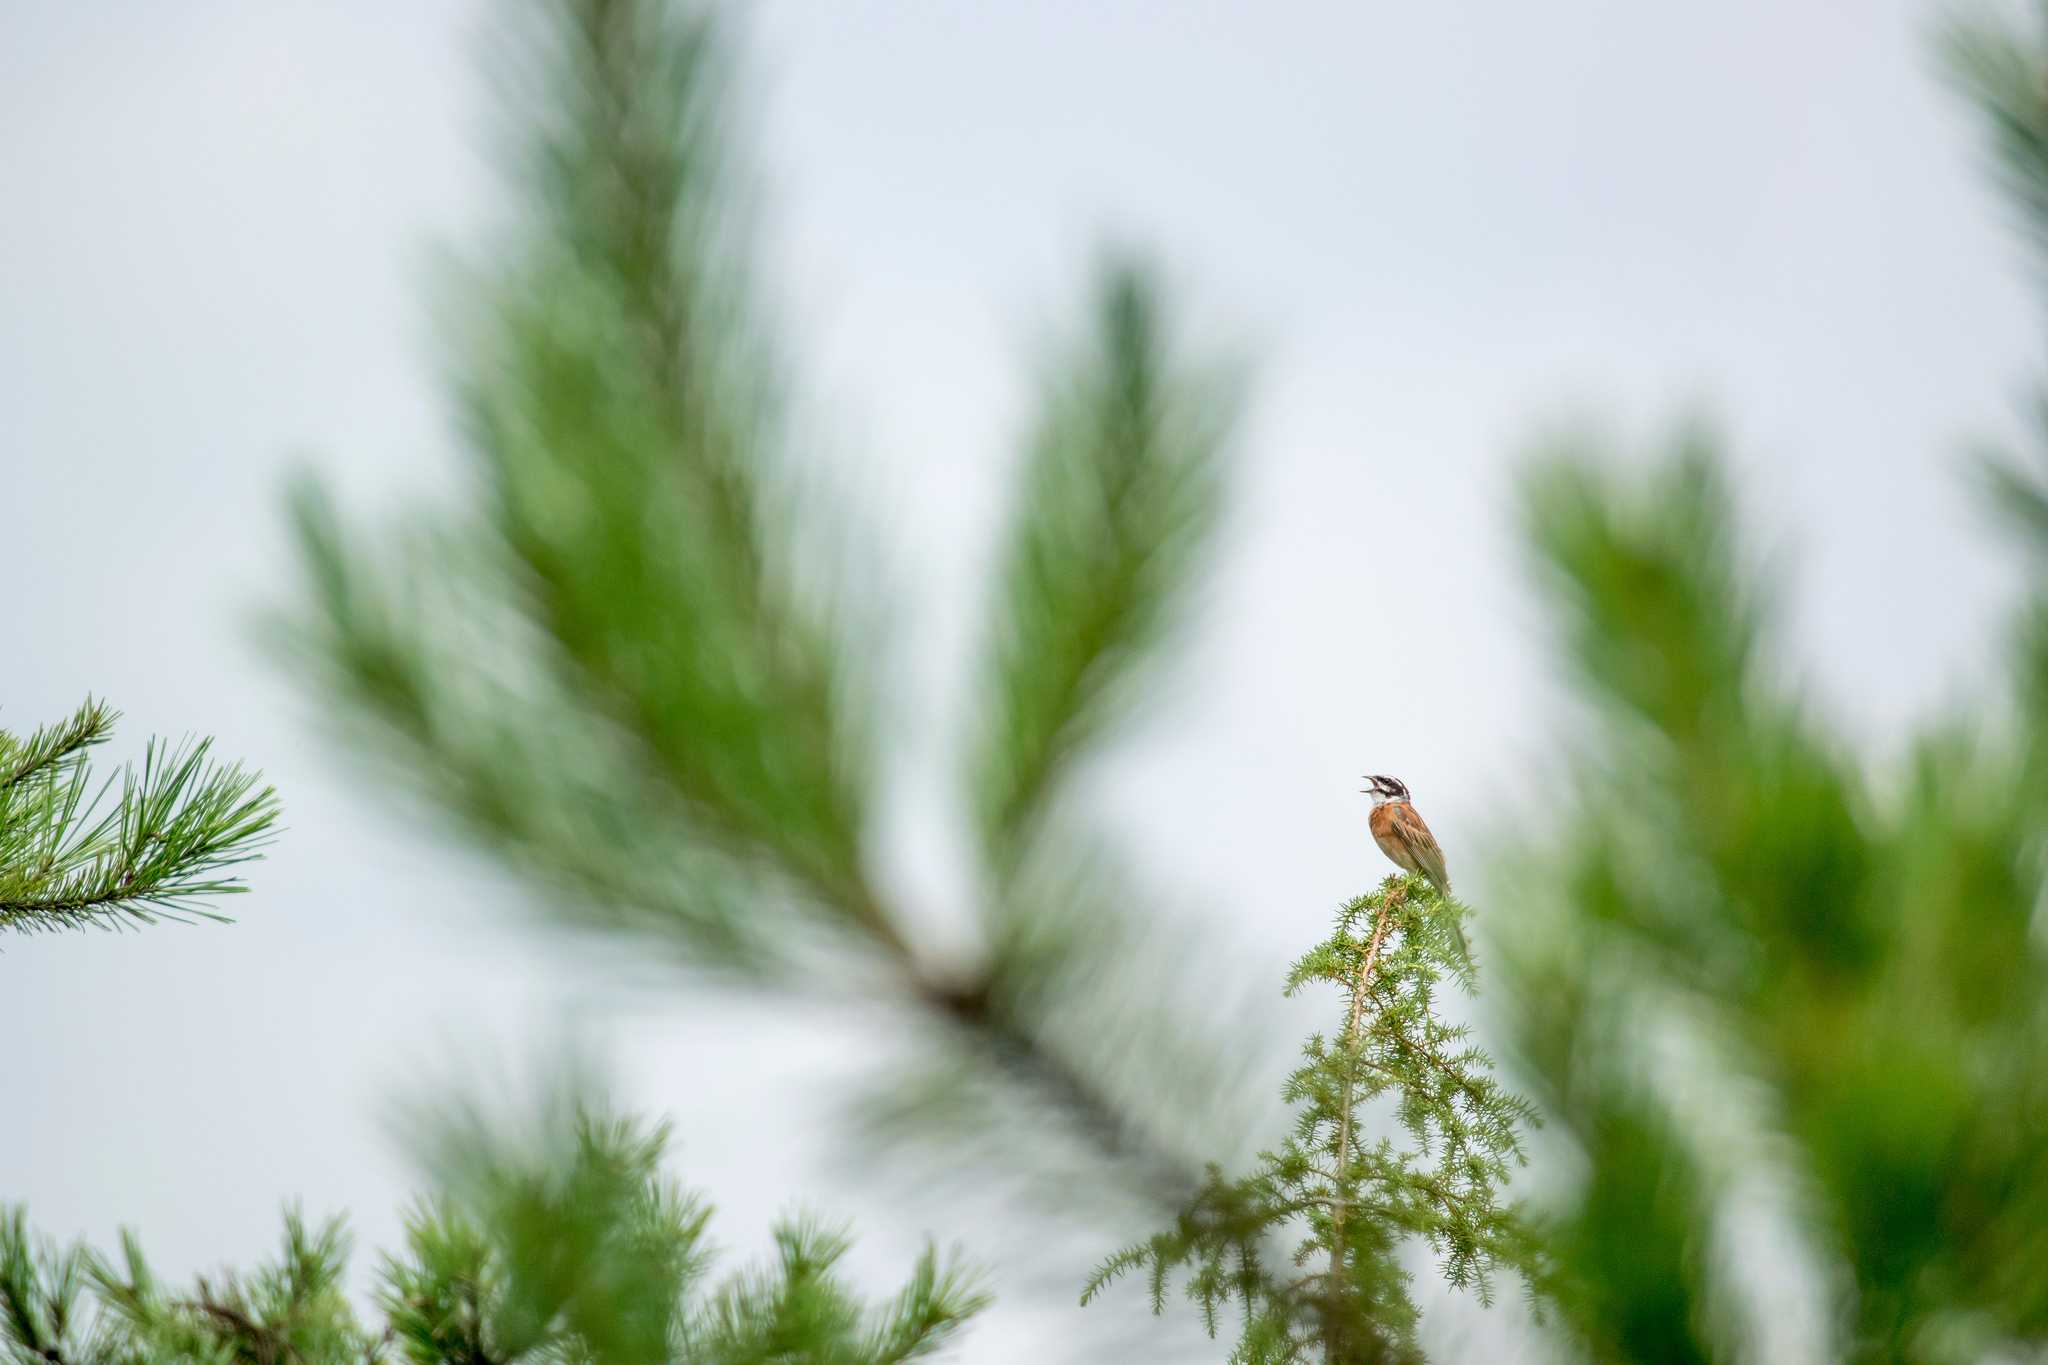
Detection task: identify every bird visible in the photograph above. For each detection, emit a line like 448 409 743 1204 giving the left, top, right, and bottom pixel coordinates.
1361 773 1468 956
1361 774 1449 892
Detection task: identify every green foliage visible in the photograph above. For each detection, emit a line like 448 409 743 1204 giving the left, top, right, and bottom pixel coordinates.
969 262 1234 873
279 0 1253 1231
1471 14 2048 1363
0 698 277 935
1944 4 2048 259
1951 1 2048 805
1503 446 2047 1361
1084 876 1545 1363
2 1203 366 1365
0 1109 983 1365
1498 417 2048 1361
1474 12 2048 1362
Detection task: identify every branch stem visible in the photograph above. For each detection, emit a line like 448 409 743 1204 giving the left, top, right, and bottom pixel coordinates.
1325 898 1395 1364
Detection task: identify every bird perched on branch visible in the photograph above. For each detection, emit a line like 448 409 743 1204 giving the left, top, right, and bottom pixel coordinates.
1361 774 1467 955
1361 774 1448 891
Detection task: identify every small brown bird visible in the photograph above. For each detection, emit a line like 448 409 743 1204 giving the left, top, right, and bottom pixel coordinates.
1361 774 1449 893
1362 774 1467 955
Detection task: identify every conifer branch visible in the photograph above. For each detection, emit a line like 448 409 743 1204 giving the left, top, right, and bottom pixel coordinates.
968 261 1234 873
1086 875 1545 1363
0 698 113 794
2 1100 987 1364
1324 898 1392 1361
280 0 1252 1248
918 973 1211 1208
1500 416 2048 1357
0 701 278 935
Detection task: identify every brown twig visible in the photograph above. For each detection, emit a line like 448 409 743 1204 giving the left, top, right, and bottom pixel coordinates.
920 973 1207 1209
1325 896 1396 1364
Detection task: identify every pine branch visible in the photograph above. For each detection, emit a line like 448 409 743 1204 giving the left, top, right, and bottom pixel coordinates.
280 0 1254 1251
0 702 278 936
286 0 892 961
853 833 1276 1220
471 0 887 934
914 265 1249 1208
1323 900 1392 1364
968 260 1235 874
1943 4 2048 258
1086 876 1544 1364
1 1205 91 1365
5 1096 989 1365
1500 415 2048 1356
277 489 790 977
0 698 114 795
918 971 1212 1209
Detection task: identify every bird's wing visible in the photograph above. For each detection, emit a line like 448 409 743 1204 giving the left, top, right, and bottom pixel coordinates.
1397 805 1450 891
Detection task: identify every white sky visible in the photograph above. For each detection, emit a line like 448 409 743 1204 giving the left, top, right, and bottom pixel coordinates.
1 1 2036 1360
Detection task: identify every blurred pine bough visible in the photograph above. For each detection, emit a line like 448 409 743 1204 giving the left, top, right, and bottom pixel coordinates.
1479 13 2048 1362
0 1103 984 1365
279 0 1256 1243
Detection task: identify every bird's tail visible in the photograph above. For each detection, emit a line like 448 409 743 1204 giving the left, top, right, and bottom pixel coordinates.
1425 876 1471 962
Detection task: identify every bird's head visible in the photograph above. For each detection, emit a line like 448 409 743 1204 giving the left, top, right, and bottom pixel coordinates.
1360 774 1411 806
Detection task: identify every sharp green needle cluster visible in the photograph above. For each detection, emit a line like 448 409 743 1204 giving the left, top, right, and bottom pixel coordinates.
0 698 277 935
1 1106 984 1365
1083 875 1547 1363
277 0 1256 1230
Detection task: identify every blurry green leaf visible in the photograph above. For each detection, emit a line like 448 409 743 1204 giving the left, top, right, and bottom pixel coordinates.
969 260 1237 873
1502 426 2048 1359
279 480 786 976
1552 1107 1714 1365
1943 6 2048 256
1520 430 1879 983
284 0 898 971
1976 446 2048 552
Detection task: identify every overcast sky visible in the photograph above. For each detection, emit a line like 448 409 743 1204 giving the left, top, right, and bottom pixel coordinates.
1 1 2036 1359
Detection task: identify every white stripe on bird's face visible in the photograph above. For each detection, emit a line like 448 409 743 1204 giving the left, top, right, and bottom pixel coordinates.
1362 774 1410 807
